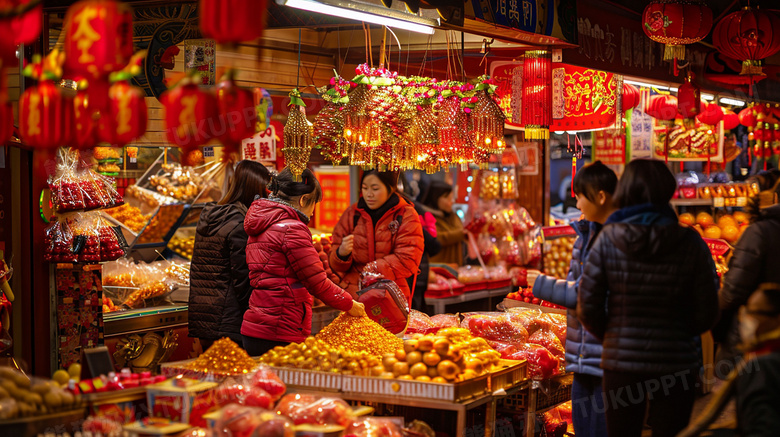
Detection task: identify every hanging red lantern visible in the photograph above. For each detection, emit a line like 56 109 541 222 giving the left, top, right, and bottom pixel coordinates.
713 7 780 96
63 0 134 80
72 87 99 149
645 94 678 122
738 106 757 128
0 0 42 65
19 81 73 149
99 80 148 147
676 73 700 119
521 50 552 140
161 79 217 151
215 74 257 155
622 83 641 112
696 101 723 126
199 0 266 44
642 0 712 62
722 109 740 130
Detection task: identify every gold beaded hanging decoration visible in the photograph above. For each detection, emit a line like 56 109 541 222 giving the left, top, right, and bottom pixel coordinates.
313 102 344 165
437 95 473 170
471 87 506 154
405 104 440 173
283 89 313 181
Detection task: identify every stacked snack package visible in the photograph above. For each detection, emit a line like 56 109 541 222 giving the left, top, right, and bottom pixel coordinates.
96 216 125 261
407 310 437 335
214 365 286 410
464 202 541 268
44 219 78 262
48 149 123 213
70 214 101 263
276 394 355 427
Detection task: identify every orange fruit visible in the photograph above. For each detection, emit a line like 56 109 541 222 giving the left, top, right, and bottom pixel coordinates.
679 213 695 226
717 215 737 229
696 212 714 227
704 225 722 239
693 224 705 237
721 225 740 243
733 211 749 225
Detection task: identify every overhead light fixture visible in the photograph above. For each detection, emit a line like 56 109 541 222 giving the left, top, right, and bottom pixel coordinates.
625 79 669 91
701 93 715 101
719 97 745 107
281 0 437 34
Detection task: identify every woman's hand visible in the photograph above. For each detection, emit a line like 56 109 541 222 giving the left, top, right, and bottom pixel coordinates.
338 235 354 257
347 300 366 317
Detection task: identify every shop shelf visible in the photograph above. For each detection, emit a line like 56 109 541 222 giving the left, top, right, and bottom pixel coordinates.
489 359 528 392
498 373 573 412
274 367 344 392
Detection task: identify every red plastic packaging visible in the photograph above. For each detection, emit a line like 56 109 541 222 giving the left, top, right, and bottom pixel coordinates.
407 310 436 335
344 417 403 437
249 364 286 401
528 329 565 360
460 312 529 343
276 394 355 427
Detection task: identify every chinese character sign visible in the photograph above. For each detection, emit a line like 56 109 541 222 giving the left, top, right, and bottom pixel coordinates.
593 130 626 165
241 124 277 163
314 170 351 232
629 88 653 159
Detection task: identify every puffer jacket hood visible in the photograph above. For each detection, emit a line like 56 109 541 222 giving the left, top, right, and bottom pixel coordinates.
189 202 251 343
242 198 354 343
602 222 691 260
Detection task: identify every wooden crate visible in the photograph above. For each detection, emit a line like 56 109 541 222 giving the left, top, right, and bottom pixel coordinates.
499 374 573 411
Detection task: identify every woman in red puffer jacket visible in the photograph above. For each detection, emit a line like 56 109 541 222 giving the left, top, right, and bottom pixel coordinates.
329 170 424 304
242 168 366 356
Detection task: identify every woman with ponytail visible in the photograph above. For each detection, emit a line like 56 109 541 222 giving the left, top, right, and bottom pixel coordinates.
242 168 366 356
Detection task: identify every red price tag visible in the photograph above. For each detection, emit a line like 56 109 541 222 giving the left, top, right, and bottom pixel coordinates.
542 225 576 238
703 238 730 256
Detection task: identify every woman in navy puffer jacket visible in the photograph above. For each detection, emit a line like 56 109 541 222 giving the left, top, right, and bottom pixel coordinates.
242 168 366 356
527 161 617 437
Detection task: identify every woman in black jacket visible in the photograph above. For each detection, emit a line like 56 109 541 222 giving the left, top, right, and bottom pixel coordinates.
188 160 270 350
577 159 719 437
716 170 780 366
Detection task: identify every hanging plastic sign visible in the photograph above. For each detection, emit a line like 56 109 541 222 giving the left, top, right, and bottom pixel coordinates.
241 124 277 163
542 225 576 238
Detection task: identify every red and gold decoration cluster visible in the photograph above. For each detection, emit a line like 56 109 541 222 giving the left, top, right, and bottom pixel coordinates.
642 0 712 62
161 71 257 164
15 0 148 159
312 64 506 173
739 104 780 163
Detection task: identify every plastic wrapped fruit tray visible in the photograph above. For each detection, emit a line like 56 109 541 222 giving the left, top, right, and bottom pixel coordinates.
486 278 512 290
462 281 488 292
489 359 528 392
340 373 490 402
425 283 466 299
272 367 343 392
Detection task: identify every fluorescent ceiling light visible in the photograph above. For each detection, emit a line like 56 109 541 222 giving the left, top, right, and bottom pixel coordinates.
625 79 669 91
282 0 436 34
720 97 745 107
701 93 714 101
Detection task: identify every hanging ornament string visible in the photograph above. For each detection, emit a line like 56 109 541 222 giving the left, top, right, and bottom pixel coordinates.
568 134 584 197
296 28 302 91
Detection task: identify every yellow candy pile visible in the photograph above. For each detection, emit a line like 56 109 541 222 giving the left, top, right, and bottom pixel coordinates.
258 336 381 375
186 338 257 375
316 313 403 357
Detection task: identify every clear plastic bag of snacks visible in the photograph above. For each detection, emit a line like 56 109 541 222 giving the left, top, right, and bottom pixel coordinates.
528 329 565 359
345 418 403 437
249 364 286 401
96 215 125 261
49 151 86 213
214 403 294 437
430 313 460 331
407 309 436 335
460 312 529 343
44 219 78 262
122 278 176 309
93 172 123 208
500 166 518 200
276 394 355 427
103 258 143 287
70 213 102 263
78 167 108 211
215 377 273 409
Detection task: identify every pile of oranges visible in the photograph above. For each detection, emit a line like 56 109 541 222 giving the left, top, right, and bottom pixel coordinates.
679 211 748 244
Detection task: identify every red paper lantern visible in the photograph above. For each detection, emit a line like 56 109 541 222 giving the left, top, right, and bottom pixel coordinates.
161 81 217 150
19 81 73 149
63 0 134 80
99 81 148 147
642 0 712 61
696 102 723 126
722 109 739 130
738 106 757 128
645 94 678 121
521 50 552 140
72 89 99 149
713 7 780 77
622 83 640 112
199 0 267 44
0 1 42 65
215 76 257 153
677 74 700 119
